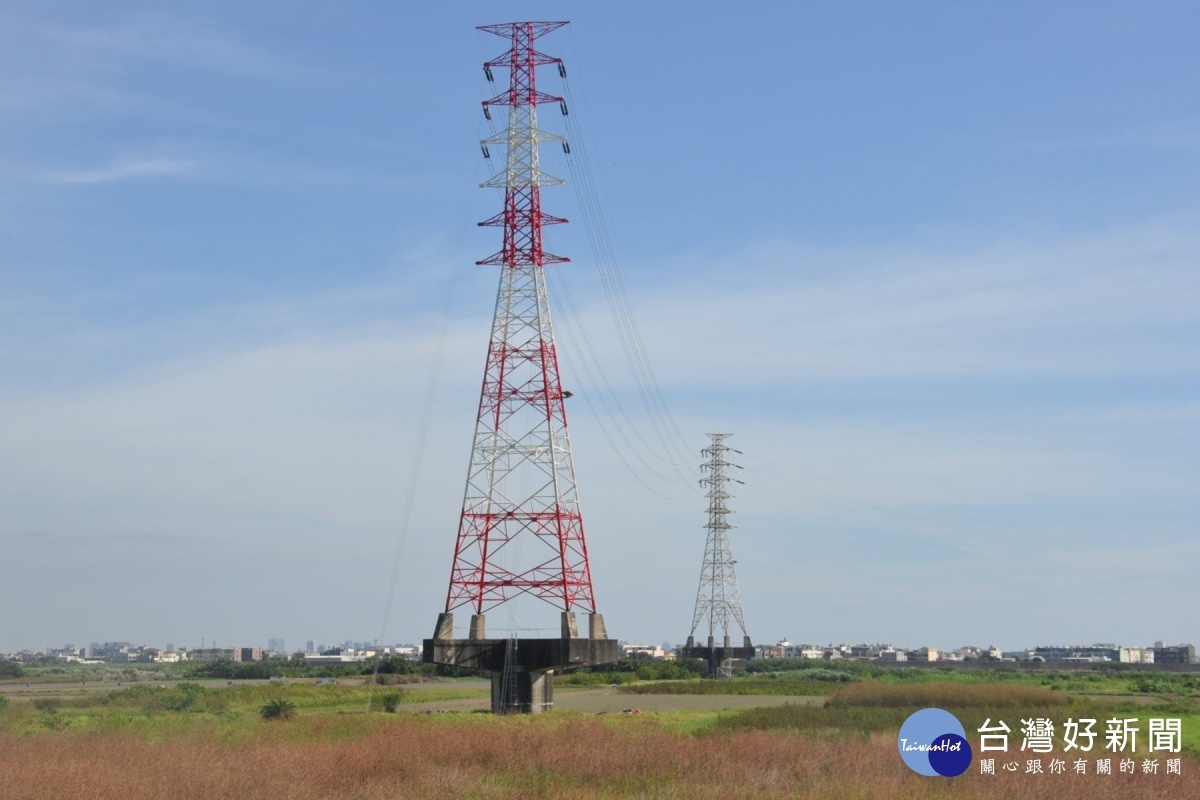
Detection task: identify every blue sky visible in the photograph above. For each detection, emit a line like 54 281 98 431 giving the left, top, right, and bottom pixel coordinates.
1 1 1196 654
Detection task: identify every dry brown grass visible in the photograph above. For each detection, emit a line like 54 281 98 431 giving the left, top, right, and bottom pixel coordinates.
0 714 1194 800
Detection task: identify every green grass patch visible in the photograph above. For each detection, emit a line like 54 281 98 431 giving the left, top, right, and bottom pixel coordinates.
556 671 638 687
827 680 1068 709
0 678 494 741
709 703 910 736
620 679 836 696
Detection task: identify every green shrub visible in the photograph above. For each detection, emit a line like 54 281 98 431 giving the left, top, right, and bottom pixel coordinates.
740 658 870 677
158 681 207 712
762 668 856 683
378 691 404 712
557 671 637 687
32 698 57 713
621 679 831 696
160 691 197 712
369 657 428 676
106 684 161 703
40 714 71 731
260 698 297 720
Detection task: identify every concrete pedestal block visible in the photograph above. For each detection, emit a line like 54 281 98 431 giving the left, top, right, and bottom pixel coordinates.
680 638 755 679
491 668 554 713
423 612 618 713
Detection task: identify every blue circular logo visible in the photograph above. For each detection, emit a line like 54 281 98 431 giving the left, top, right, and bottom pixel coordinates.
898 708 973 777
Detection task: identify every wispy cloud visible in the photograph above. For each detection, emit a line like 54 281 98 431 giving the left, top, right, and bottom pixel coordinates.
44 156 198 185
555 220 1200 384
36 147 430 189
0 11 310 123
44 14 308 81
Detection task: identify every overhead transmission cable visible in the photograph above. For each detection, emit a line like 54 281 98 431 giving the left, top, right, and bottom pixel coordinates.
475 37 697 497
552 66 699 492
547 268 691 499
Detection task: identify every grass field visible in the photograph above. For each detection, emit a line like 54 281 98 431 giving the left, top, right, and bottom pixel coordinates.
2 671 1197 799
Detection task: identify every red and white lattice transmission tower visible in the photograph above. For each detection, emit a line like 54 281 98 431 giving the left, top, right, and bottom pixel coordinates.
424 22 615 714
444 20 595 621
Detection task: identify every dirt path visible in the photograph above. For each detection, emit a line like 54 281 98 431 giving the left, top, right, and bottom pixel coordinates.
404 687 825 714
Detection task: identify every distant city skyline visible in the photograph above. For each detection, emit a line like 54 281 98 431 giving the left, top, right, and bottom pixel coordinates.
1 3 1196 654
7 635 1196 662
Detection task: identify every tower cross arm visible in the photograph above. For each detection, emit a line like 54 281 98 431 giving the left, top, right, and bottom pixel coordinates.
478 211 569 228
482 129 565 146
475 252 569 267
483 90 565 109
484 47 564 70
477 21 569 39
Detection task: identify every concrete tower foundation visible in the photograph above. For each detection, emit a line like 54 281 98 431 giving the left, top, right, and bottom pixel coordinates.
423 612 618 713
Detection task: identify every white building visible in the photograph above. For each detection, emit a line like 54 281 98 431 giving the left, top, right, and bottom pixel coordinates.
621 644 665 659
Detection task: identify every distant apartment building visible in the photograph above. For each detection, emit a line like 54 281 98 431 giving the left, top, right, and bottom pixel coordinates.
380 645 420 659
1153 642 1196 664
303 647 375 665
84 643 159 663
1030 644 1155 664
757 643 788 659
621 644 665 659
907 647 939 663
946 645 1002 662
1030 645 1102 662
186 647 264 663
756 641 834 660
778 644 845 660
1120 647 1154 664
48 645 84 663
88 642 134 660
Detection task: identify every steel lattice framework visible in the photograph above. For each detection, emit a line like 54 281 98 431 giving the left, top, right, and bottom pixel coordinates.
443 21 597 616
689 434 750 642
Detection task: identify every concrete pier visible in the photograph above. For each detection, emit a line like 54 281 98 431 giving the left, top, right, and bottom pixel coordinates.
681 634 755 679
423 611 618 713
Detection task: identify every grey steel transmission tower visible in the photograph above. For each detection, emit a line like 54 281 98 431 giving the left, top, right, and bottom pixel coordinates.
682 434 753 678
